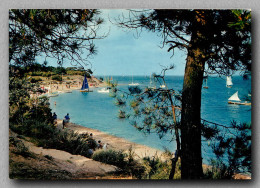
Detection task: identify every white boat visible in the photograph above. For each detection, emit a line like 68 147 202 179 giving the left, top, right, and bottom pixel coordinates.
47 92 59 97
148 74 156 89
97 88 109 93
226 76 233 88
128 75 139 86
129 83 140 86
228 91 251 105
160 84 166 88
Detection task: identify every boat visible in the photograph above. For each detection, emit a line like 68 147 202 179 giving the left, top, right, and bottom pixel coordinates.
80 74 93 92
97 88 110 93
226 76 233 88
148 74 156 89
160 84 166 88
47 92 59 97
203 78 209 89
228 91 251 105
128 75 139 86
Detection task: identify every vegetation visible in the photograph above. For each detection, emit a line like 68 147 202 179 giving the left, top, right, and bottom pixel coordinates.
8 9 251 180
9 9 105 67
117 9 251 179
92 149 127 168
92 147 180 179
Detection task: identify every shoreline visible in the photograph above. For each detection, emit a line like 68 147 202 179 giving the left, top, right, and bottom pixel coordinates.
57 119 166 161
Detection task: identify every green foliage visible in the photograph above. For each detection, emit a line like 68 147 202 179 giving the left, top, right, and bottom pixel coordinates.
202 121 251 176
203 160 232 179
42 72 52 77
52 75 62 81
31 72 43 76
54 67 66 75
40 129 97 158
9 9 104 67
92 149 127 168
30 77 42 83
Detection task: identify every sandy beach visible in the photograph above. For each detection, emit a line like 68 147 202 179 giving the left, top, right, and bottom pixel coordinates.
57 120 166 161
41 75 107 92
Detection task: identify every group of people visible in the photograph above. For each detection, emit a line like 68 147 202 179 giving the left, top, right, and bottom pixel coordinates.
52 112 70 129
87 133 108 156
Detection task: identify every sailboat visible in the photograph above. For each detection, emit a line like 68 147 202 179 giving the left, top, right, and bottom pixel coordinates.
128 75 139 86
80 74 93 92
228 91 251 105
148 74 156 89
226 76 233 88
203 78 209 89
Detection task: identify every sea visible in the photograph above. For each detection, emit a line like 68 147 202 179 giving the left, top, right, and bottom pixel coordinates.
49 75 251 164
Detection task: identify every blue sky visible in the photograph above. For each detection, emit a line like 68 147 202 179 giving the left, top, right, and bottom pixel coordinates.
40 9 187 76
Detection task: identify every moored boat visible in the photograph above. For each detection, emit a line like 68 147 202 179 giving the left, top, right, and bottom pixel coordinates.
80 74 93 92
226 76 233 88
228 91 251 105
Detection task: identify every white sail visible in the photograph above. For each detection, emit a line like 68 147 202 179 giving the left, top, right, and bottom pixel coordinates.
228 91 241 101
226 76 233 87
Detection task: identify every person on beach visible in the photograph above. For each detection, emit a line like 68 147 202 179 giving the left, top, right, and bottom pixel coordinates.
90 133 93 138
97 140 103 149
88 148 94 156
65 113 70 121
52 112 57 125
103 143 108 151
62 113 70 129
62 119 66 129
54 101 56 106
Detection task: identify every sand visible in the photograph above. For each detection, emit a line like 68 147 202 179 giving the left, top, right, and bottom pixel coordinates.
20 119 166 178
57 120 166 161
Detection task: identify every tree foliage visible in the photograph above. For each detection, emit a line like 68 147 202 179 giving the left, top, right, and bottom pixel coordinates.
116 9 251 179
9 9 105 67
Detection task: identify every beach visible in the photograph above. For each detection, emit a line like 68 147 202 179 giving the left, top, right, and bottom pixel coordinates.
57 119 166 161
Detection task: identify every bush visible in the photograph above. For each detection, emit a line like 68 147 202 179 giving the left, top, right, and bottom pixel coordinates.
92 149 127 168
31 72 43 76
42 72 52 77
39 129 97 158
30 77 42 83
52 75 62 81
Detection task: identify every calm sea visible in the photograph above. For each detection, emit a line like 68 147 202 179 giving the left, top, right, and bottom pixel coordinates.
49 76 251 163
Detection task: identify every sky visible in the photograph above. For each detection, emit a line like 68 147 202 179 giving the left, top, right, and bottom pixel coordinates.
39 9 187 76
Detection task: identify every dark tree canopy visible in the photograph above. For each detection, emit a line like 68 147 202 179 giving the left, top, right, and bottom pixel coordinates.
9 9 105 67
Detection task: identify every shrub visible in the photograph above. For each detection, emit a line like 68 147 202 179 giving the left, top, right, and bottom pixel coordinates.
52 75 62 81
92 149 127 168
42 72 52 77
39 129 97 158
31 72 43 76
30 77 42 83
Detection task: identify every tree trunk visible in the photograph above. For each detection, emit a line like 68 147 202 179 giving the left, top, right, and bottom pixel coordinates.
180 31 206 179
